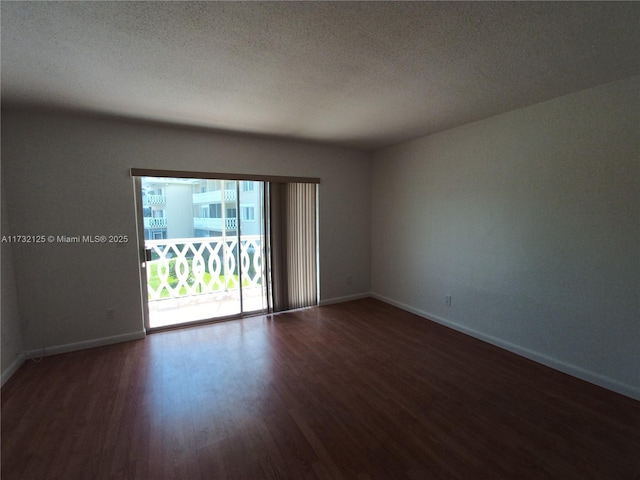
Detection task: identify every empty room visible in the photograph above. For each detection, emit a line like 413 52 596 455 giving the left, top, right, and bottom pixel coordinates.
1 2 639 479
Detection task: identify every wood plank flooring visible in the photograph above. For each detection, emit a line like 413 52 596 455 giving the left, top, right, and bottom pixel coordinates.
2 298 639 479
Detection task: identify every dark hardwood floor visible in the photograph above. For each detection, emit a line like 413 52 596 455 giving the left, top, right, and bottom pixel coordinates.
2 298 639 479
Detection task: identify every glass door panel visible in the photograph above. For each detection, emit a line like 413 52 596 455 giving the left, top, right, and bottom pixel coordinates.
239 181 268 314
141 176 243 328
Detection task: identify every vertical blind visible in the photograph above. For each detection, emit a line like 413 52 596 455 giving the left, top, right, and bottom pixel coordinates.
269 182 318 312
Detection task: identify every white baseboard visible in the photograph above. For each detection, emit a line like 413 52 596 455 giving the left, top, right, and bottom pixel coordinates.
319 292 371 307
24 330 146 360
371 292 640 401
1 352 27 387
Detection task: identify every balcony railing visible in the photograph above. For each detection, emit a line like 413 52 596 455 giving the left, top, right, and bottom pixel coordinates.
144 217 168 228
143 194 166 205
145 235 263 301
192 189 236 204
193 217 237 231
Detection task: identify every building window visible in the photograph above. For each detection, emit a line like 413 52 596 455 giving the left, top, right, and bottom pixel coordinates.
242 181 255 192
241 206 255 221
209 204 222 218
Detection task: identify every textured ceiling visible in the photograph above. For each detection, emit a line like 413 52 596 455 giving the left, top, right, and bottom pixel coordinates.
2 1 639 150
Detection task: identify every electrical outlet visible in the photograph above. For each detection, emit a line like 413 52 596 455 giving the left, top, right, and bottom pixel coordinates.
445 296 452 306
106 308 115 320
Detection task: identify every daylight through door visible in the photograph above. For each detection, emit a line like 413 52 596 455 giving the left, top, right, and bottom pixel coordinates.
140 177 267 328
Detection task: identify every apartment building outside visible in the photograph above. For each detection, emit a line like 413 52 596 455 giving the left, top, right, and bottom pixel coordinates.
141 177 263 240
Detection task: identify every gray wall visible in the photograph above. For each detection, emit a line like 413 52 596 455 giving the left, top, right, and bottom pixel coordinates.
371 76 640 398
1 110 371 356
1 187 24 384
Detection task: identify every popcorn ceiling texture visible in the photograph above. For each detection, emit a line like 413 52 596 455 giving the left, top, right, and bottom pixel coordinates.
2 1 639 150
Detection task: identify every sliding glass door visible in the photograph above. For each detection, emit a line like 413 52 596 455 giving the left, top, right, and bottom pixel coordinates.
132 169 319 330
139 177 267 329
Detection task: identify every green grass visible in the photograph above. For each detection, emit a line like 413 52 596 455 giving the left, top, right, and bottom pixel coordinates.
147 262 252 298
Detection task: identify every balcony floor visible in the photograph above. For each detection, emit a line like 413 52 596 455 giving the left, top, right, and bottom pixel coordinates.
148 286 267 328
